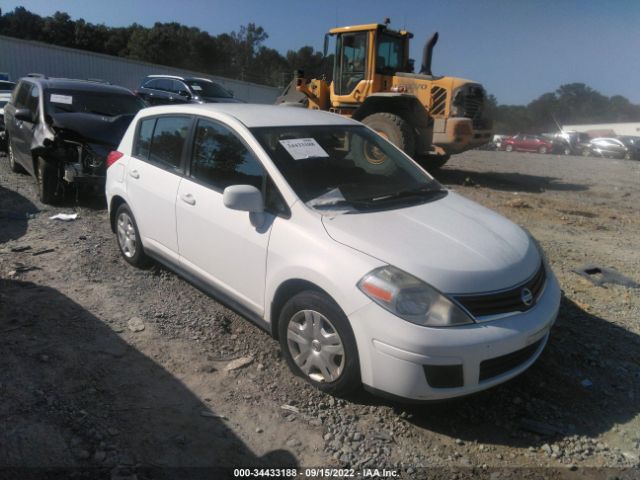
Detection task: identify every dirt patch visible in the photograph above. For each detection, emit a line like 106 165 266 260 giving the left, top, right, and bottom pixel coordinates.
1 150 639 478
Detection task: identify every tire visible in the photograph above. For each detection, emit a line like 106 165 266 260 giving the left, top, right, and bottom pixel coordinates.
115 203 151 268
362 112 416 158
416 153 450 172
582 148 591 157
278 290 360 397
624 151 631 160
36 157 61 204
563 147 572 156
505 144 513 152
7 137 24 173
538 146 548 154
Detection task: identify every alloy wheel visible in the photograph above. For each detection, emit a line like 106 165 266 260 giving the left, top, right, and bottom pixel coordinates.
117 212 138 258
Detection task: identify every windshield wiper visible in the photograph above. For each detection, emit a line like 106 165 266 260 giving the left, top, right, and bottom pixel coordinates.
368 186 447 203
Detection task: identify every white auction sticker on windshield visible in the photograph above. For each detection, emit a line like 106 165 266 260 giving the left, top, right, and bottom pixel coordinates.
50 94 73 105
279 138 329 160
190 85 203 91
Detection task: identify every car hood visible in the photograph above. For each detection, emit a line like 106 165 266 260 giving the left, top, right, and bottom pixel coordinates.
321 191 540 294
49 112 136 148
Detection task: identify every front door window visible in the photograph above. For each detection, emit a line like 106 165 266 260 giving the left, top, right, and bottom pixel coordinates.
335 32 367 96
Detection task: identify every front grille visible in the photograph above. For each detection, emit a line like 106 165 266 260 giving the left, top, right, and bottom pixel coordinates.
479 338 543 382
456 85 488 129
430 86 447 115
454 263 546 318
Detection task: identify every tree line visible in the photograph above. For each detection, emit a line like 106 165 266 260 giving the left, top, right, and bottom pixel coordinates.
0 6 330 87
1 6 638 134
486 83 640 135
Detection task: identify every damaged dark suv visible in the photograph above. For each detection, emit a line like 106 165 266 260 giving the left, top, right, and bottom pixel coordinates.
4 76 146 204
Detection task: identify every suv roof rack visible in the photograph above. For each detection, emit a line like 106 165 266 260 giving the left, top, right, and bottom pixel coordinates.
147 74 184 80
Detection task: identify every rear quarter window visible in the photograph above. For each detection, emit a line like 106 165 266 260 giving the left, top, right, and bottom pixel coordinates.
134 117 156 159
137 116 192 171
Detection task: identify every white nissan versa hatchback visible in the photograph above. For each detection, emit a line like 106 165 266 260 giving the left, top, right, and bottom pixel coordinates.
105 104 561 401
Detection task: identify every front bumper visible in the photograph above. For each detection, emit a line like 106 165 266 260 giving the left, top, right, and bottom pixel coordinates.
63 163 104 185
348 270 561 401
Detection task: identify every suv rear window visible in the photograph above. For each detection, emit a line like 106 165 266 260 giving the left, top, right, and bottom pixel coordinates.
45 89 145 117
185 80 232 98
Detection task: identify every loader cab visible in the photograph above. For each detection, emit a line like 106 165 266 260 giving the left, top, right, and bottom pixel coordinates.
330 24 412 100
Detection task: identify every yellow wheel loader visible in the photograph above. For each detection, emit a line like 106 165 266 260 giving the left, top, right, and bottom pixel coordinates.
277 21 492 170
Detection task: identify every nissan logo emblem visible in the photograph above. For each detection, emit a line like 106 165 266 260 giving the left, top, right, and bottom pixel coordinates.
521 288 534 306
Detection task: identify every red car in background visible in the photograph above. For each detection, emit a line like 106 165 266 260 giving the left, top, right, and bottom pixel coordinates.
502 134 554 154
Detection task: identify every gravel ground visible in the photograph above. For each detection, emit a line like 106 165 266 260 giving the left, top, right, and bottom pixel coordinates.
1 149 639 480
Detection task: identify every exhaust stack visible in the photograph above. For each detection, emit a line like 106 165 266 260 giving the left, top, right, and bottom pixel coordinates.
420 32 439 76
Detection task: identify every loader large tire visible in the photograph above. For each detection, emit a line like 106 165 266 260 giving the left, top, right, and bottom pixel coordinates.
362 113 416 159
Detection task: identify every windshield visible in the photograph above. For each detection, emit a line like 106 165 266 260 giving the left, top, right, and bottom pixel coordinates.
186 80 233 98
45 89 146 116
251 125 445 212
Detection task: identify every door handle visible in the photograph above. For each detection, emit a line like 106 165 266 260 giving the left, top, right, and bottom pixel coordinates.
180 193 196 206
129 170 140 179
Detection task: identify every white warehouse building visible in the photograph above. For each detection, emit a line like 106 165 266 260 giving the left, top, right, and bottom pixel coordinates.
0 35 280 104
562 122 640 137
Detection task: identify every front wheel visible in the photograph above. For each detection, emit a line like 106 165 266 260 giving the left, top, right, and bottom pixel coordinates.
538 146 548 154
8 138 24 173
415 153 450 172
37 157 61 204
279 290 360 396
362 112 416 159
582 148 591 157
505 144 514 152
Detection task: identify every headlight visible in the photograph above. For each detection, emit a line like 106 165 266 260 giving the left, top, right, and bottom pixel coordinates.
524 230 548 267
357 266 474 327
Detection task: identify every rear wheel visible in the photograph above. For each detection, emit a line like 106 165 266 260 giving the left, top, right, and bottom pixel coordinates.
115 203 151 268
279 290 360 397
505 144 514 152
37 157 61 204
624 151 631 160
538 146 548 154
582 148 591 157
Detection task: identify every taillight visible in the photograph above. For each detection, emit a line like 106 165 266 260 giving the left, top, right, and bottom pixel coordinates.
106 151 124 168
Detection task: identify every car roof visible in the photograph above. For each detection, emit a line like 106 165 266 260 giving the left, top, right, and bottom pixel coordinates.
137 104 359 128
21 77 134 95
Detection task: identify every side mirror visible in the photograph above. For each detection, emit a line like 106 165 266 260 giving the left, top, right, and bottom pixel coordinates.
15 108 34 123
223 185 265 228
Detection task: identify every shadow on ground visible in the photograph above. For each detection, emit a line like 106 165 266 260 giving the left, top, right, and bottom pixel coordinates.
434 168 589 193
350 296 639 449
0 184 39 243
0 279 297 478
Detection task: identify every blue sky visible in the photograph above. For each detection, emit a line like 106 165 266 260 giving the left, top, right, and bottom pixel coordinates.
2 0 639 105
